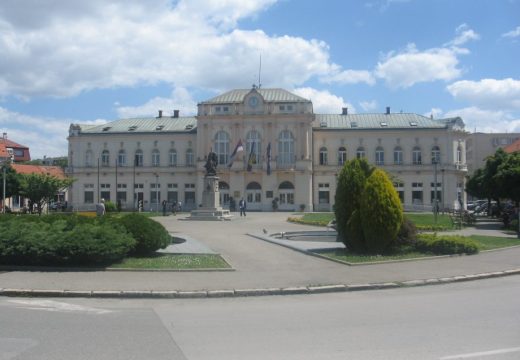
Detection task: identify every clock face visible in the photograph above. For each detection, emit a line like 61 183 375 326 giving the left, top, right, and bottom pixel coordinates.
248 96 259 108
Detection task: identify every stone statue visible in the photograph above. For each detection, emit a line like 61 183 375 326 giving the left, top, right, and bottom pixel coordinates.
204 151 218 176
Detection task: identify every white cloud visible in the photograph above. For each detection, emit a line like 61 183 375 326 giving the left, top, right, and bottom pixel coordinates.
375 43 462 88
0 107 92 158
437 106 520 133
502 26 520 39
359 100 378 112
444 23 480 47
116 87 197 118
321 69 375 85
447 78 520 110
293 87 355 114
0 0 344 99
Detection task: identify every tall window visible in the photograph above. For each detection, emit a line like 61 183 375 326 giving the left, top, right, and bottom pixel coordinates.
186 149 194 166
278 130 294 166
215 131 230 165
118 150 126 167
457 145 462 164
356 146 365 159
85 150 93 167
152 149 160 167
246 130 261 167
431 146 441 164
101 150 110 167
412 146 422 165
394 146 403 165
319 147 328 165
135 149 143 167
375 146 384 165
338 147 347 165
169 149 177 167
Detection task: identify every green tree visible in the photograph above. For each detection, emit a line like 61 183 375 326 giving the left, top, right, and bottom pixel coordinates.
360 169 404 253
0 163 21 209
334 158 373 251
19 173 73 215
495 152 520 206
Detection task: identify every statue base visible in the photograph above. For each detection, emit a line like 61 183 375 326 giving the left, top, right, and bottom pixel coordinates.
186 175 233 221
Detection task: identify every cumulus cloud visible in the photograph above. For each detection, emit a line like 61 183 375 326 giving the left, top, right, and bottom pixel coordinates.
116 87 197 118
447 78 520 110
432 106 520 133
502 26 520 39
293 87 354 114
0 0 342 99
321 69 375 85
444 23 480 47
375 44 462 88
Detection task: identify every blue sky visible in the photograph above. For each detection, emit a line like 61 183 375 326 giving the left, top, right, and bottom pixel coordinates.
0 0 519 158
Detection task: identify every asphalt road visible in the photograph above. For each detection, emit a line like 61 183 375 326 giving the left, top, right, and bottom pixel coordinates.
1 276 520 360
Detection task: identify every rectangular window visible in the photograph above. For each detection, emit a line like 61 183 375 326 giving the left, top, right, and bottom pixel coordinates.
100 191 111 202
266 191 273 199
167 191 178 203
84 191 94 204
117 191 127 203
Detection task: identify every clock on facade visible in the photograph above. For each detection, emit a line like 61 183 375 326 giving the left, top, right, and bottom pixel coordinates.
248 96 259 108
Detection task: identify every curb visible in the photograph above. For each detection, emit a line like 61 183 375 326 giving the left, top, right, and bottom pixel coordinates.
2 268 519 299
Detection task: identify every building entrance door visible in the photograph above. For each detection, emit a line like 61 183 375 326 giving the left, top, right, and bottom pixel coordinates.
278 181 295 211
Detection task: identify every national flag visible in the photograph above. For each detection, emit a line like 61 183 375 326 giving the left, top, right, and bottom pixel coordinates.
266 142 272 175
247 142 256 172
227 139 244 167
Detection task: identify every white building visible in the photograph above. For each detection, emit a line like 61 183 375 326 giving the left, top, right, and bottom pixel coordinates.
67 87 468 212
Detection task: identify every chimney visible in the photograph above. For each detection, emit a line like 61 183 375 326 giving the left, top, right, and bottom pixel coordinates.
2 132 6 140
157 110 163 118
173 109 180 118
342 107 348 115
386 106 390 115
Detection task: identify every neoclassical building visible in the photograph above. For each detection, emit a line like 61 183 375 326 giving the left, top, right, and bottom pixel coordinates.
67 87 468 212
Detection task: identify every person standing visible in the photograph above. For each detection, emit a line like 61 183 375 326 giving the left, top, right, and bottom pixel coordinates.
96 198 106 217
239 198 247 217
162 200 167 216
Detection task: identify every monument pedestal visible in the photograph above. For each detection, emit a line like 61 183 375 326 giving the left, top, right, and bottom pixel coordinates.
187 176 232 221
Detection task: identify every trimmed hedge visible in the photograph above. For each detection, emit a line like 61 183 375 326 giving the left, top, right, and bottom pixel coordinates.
117 213 171 255
416 233 479 255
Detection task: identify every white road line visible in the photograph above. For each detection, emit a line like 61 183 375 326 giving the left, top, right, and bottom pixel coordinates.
440 346 520 359
7 299 112 314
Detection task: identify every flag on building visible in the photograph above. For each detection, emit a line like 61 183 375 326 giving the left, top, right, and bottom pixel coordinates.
266 142 272 175
227 139 244 167
247 142 256 172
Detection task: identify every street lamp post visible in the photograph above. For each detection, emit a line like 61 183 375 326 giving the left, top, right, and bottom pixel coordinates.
1 163 6 214
433 159 438 225
155 173 159 214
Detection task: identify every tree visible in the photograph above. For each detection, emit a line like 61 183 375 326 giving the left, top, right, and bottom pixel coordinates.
360 169 403 253
495 152 520 206
19 173 73 215
0 163 21 209
334 158 373 251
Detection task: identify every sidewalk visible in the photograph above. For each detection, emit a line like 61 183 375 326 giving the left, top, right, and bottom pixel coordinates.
1 213 519 298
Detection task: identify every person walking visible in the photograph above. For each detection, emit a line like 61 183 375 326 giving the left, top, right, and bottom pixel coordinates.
162 200 168 216
239 198 247 217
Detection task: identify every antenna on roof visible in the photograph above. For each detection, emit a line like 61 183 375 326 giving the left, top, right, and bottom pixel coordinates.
258 53 262 89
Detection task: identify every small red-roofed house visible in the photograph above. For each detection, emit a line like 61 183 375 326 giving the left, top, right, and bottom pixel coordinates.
0 134 31 162
503 138 520 154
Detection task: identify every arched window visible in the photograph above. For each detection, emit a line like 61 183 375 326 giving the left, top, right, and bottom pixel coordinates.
101 150 110 167
135 149 143 167
169 149 177 167
338 147 347 165
456 145 462 164
152 149 160 167
218 181 230 190
412 146 422 165
278 130 294 166
375 146 384 165
85 150 93 167
118 149 126 166
319 147 328 165
279 181 295 189
431 146 441 164
185 149 194 166
214 131 230 166
246 130 261 168
246 182 262 190
394 146 403 165
356 146 365 159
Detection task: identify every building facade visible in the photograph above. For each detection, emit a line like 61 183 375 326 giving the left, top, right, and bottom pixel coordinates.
67 87 468 212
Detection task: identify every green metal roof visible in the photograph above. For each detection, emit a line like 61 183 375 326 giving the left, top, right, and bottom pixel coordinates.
78 116 197 134
314 113 452 130
200 88 310 104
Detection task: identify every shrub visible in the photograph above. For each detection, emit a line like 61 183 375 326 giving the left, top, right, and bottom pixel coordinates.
117 213 171 255
360 169 403 253
0 216 135 266
416 234 479 255
104 201 117 212
395 216 418 247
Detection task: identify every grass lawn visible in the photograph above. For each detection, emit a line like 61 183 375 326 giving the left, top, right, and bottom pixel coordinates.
288 213 334 226
469 235 520 251
109 254 231 270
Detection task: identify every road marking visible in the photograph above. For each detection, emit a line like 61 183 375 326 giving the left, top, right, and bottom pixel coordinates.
8 299 112 314
440 346 520 359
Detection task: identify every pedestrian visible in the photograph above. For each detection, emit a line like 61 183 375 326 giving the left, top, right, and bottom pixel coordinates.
239 198 247 217
172 200 177 215
96 198 106 217
162 200 167 216
177 201 182 212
